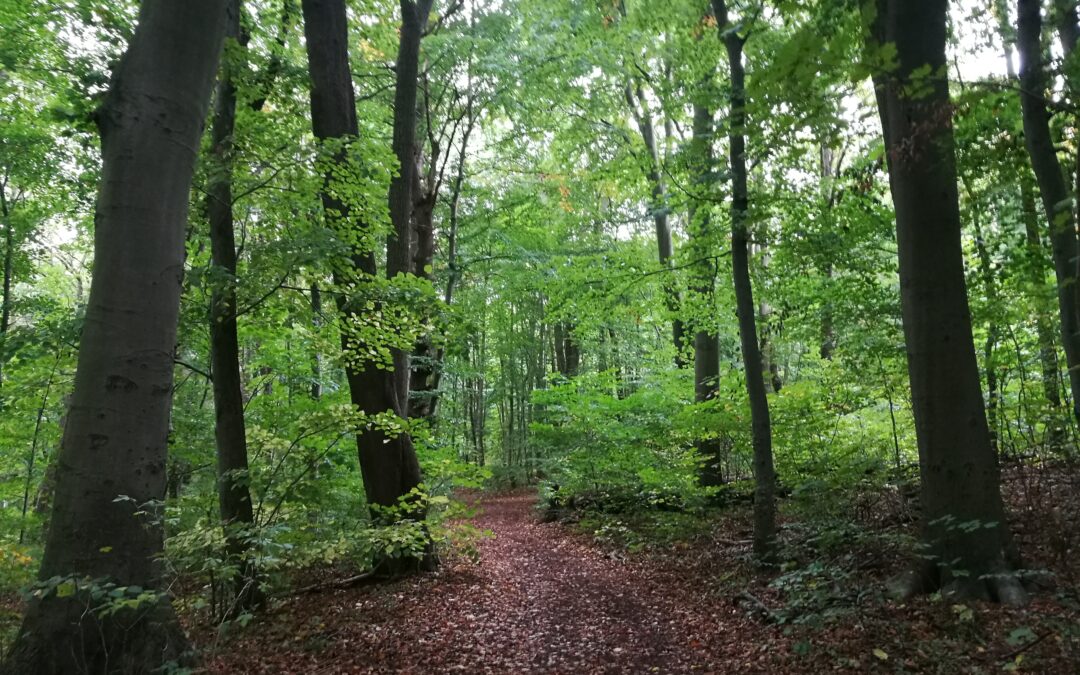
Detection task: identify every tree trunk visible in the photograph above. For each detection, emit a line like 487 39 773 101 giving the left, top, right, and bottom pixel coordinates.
0 186 12 388
625 85 686 366
206 0 263 615
411 102 477 420
1017 0 1080 423
1021 176 1065 413
386 0 434 413
868 0 1025 603
301 0 428 564
819 146 838 360
994 0 1064 424
408 175 438 418
712 0 776 561
689 91 723 488
310 282 322 399
1054 0 1080 58
971 205 1001 455
554 322 579 378
0 1 227 672
759 297 783 393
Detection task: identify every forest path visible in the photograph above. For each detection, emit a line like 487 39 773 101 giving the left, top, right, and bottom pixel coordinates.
207 491 773 674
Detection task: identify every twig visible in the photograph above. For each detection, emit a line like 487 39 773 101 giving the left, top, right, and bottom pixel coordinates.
175 359 212 381
282 571 377 597
1000 632 1051 662
737 590 779 623
714 538 752 547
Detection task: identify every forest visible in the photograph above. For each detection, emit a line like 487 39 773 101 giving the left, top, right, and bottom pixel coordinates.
1 0 1079 672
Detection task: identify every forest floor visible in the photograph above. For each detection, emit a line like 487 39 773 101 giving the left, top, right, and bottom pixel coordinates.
199 476 1080 674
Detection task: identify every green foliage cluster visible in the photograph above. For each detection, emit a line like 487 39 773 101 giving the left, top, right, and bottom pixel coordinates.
534 371 710 514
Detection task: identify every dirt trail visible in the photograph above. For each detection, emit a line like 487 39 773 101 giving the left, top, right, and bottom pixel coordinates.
208 492 774 674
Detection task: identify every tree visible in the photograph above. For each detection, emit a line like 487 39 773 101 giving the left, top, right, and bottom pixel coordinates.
1 1 228 671
624 82 687 367
866 0 1025 603
206 0 264 614
300 0 429 558
688 58 722 487
387 0 436 412
1016 0 1080 424
712 0 777 561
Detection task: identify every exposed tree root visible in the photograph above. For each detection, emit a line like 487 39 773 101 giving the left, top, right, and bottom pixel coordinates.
1 595 192 675
887 561 1029 606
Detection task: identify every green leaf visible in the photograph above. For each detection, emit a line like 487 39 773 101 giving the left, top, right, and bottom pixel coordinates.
56 580 76 598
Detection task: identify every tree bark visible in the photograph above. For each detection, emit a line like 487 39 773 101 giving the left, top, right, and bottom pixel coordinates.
0 1 227 672
411 97 478 420
554 322 579 378
970 203 1002 455
712 0 776 561
1021 176 1065 413
868 0 1025 603
625 85 686 366
206 0 263 614
993 0 1064 423
386 0 434 413
1017 0 1080 423
310 281 323 400
689 90 722 488
301 0 429 561
0 185 12 388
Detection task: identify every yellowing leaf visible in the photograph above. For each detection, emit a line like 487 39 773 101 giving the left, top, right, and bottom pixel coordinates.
56 580 76 598
872 648 888 661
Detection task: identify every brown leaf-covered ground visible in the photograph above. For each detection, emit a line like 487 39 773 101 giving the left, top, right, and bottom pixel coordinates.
199 477 1080 674
201 492 791 674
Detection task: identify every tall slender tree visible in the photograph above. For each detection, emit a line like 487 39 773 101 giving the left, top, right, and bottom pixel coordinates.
688 54 722 487
625 83 687 366
1 1 228 671
712 0 777 560
387 0 436 412
1017 0 1080 423
206 0 264 614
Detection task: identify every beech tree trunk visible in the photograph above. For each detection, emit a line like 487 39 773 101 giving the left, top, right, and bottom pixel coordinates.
689 92 722 488
993 1 1064 424
411 100 478 420
0 185 12 388
1021 177 1065 414
311 282 323 400
301 0 429 559
970 206 1002 454
386 0 434 414
712 0 776 561
206 0 263 614
0 2 227 672
409 166 438 417
554 322 580 378
868 0 1025 603
625 85 686 366
1017 0 1080 423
